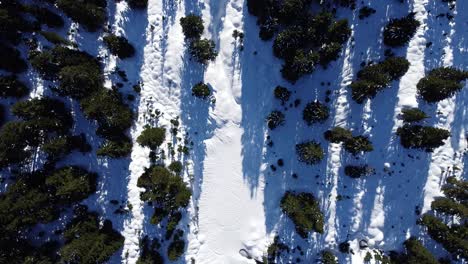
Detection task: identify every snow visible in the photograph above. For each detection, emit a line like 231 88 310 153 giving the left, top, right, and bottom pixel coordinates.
2 0 467 263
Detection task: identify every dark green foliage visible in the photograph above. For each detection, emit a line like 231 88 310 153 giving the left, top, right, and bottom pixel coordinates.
324 127 352 143
167 230 185 261
303 101 329 125
42 135 91 161
248 2 351 81
0 122 38 167
168 161 183 175
137 236 163 264
30 46 133 158
103 34 135 59
432 177 467 218
127 0 148 9
259 18 279 41
137 165 191 224
267 110 285 130
383 13 420 47
296 141 324 164
431 197 467 218
96 138 133 158
0 167 97 233
137 126 166 149
280 191 324 237
396 124 450 151
419 214 467 259
40 31 71 45
0 97 74 167
351 57 410 103
418 177 468 260
180 14 204 39
0 44 27 73
343 136 373 155
398 238 439 264
192 82 211 99
0 75 29 98
278 0 311 23
417 67 468 103
401 108 428 123
321 250 338 264
12 97 73 133
165 211 182 239
273 27 306 59
338 241 351 253
274 85 291 104
327 19 352 44
45 167 97 204
189 38 218 64
61 206 124 263
0 175 58 232
56 0 106 31
319 42 343 67
344 165 375 178
281 50 319 83
359 6 376 19
81 89 133 139
58 64 102 99
442 177 467 203
24 5 64 28
30 46 101 81
263 236 288 263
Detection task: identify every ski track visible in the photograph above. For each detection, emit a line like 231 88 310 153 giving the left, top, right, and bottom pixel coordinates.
422 3 466 215
187 0 268 263
120 0 178 261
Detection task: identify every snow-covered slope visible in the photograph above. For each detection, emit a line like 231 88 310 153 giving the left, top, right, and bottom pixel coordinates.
28 0 465 263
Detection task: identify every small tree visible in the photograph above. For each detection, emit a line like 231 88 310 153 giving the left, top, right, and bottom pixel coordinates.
127 0 148 9
274 85 291 104
296 141 324 165
343 136 373 155
281 50 319 83
280 191 324 237
137 126 166 149
96 139 132 158
417 67 468 103
359 6 376 19
303 101 329 125
350 57 410 103
167 230 185 261
189 38 218 64
401 108 428 123
267 110 285 130
180 14 204 39
137 165 191 224
324 127 352 143
58 64 102 99
383 13 420 47
103 34 135 59
321 250 338 264
192 82 211 99
344 165 375 178
56 0 106 32
397 124 450 151
168 161 183 175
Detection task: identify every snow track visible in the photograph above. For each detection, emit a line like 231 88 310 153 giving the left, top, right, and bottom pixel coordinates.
121 0 185 261
187 0 269 263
